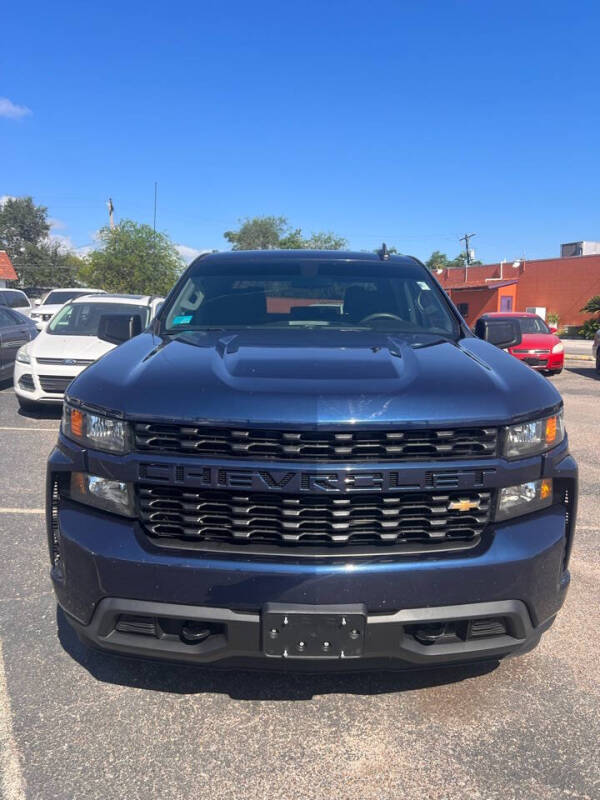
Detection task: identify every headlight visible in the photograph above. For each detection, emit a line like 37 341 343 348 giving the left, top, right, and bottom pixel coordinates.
503 410 564 458
552 342 564 354
62 402 131 454
496 478 553 521
70 472 134 517
16 345 31 364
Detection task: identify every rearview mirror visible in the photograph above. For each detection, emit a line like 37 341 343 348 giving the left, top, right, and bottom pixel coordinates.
474 318 522 349
98 314 143 345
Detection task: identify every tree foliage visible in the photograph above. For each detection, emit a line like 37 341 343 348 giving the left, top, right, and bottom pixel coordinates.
581 295 600 315
0 196 83 286
224 216 347 251
79 220 184 295
425 250 482 271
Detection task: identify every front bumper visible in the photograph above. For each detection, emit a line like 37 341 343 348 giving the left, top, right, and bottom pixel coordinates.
48 436 577 668
510 351 564 371
14 360 82 403
65 595 555 669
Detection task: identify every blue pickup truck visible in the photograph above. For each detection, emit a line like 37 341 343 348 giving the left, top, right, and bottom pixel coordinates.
47 249 577 669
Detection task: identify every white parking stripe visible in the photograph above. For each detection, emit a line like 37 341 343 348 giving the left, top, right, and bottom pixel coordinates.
0 427 57 432
0 638 26 799
0 509 44 514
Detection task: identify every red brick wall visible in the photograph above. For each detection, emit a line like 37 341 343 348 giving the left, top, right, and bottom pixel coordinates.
448 289 498 323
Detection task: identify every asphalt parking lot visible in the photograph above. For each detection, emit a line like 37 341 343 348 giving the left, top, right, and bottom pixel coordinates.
0 365 598 800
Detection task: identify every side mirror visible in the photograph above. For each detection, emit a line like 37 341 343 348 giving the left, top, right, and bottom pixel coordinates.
98 314 143 345
549 325 558 334
474 318 522 349
34 299 41 306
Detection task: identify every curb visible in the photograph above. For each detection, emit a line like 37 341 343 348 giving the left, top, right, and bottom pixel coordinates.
565 354 594 362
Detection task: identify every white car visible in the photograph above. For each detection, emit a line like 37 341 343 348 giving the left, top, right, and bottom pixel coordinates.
14 294 164 410
0 288 33 318
29 287 106 330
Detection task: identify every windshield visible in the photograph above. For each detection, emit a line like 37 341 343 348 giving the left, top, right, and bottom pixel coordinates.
47 302 148 337
44 290 98 306
162 260 460 339
516 316 551 334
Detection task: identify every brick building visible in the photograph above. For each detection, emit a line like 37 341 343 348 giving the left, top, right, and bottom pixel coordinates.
0 251 18 288
436 248 600 329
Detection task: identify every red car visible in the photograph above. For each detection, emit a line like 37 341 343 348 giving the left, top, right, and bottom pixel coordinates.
475 312 564 375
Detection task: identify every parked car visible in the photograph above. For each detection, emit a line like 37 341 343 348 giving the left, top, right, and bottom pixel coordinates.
47 249 577 670
0 306 37 382
474 312 564 375
0 288 33 318
593 329 600 374
14 294 163 410
29 287 106 330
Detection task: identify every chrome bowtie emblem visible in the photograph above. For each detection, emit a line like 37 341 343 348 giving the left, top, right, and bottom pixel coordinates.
448 499 480 512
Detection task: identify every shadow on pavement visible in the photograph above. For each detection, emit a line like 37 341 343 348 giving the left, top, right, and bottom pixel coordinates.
17 404 62 421
57 606 498 699
565 365 598 380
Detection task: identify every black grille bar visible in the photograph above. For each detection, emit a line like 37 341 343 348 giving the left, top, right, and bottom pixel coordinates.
39 375 73 393
137 485 492 550
134 424 498 462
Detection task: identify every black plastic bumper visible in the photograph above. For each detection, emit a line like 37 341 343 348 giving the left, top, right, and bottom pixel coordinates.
64 596 555 669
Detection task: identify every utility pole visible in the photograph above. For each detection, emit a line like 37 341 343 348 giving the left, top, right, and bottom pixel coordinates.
459 232 476 265
107 197 115 229
153 182 158 234
460 232 476 282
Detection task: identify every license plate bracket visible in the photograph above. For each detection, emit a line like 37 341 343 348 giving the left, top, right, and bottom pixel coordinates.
262 603 367 659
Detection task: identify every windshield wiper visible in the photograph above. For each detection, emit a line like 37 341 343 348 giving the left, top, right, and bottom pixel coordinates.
410 335 458 349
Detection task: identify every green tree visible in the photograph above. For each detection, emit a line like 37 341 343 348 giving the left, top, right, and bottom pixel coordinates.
224 216 347 250
425 250 451 271
80 220 184 295
425 250 482 271
0 196 86 286
581 295 600 314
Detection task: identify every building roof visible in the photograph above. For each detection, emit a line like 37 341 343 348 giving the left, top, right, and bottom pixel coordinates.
0 251 17 281
446 279 517 291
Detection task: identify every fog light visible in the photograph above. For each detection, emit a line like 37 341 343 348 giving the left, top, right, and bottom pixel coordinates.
70 472 134 517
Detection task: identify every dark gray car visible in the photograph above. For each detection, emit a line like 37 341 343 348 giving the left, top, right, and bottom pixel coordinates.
0 306 37 380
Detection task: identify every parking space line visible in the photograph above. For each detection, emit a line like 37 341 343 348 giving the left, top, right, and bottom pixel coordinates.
0 637 27 800
0 509 44 515
0 427 57 432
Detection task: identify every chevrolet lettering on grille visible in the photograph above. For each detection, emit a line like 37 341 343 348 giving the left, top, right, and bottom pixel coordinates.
138 463 496 493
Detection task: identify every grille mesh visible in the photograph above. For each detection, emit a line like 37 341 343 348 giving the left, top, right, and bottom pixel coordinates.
134 424 498 462
39 375 73 393
138 485 492 549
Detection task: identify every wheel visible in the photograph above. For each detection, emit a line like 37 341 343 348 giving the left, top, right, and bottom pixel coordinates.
596 351 600 375
17 395 43 412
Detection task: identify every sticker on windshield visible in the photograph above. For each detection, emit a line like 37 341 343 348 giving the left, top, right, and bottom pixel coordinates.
172 314 192 325
417 281 431 290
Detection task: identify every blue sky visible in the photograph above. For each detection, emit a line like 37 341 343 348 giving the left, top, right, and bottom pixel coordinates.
1 0 598 264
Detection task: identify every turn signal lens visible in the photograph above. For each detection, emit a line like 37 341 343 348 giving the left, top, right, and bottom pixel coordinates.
545 416 557 445
71 409 84 438
540 478 552 500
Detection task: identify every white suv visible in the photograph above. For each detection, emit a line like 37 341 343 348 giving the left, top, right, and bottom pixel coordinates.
29 287 106 330
14 294 163 410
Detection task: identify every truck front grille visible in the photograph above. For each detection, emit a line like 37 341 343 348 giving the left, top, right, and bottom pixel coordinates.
137 485 492 551
134 424 498 462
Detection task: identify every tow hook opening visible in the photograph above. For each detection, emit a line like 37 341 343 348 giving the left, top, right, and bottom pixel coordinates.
114 614 224 646
407 617 509 646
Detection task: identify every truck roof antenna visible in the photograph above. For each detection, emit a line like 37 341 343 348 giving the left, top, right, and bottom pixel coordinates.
378 242 390 261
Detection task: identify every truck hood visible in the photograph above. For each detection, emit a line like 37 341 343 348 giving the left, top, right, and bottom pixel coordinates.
68 330 561 427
